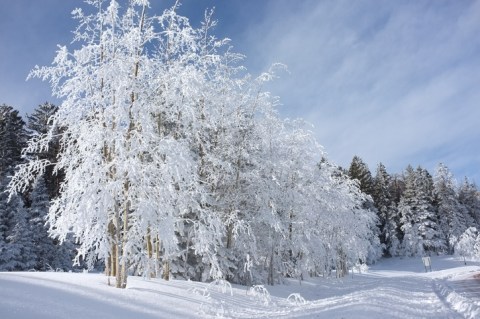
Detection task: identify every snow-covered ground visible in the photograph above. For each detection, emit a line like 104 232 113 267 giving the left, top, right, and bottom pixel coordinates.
1 256 479 319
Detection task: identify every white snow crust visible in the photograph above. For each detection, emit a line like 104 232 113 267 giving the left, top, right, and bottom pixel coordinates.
0 255 478 318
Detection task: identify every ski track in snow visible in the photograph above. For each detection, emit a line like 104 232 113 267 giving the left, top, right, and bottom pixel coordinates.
0 256 479 319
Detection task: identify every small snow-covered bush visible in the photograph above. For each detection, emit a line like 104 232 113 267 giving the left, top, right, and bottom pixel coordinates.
208 279 233 296
287 293 307 306
247 285 271 305
189 287 211 299
353 262 369 273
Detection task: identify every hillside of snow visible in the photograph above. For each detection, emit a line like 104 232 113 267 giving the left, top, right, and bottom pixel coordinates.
1 255 479 319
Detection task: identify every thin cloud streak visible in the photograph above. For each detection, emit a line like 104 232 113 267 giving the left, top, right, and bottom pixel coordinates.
241 0 480 181
0 0 478 182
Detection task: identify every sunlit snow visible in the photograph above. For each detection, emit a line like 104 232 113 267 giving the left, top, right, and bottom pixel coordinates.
1 255 478 319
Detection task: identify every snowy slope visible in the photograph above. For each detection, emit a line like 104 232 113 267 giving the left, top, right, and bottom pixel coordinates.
0 256 478 319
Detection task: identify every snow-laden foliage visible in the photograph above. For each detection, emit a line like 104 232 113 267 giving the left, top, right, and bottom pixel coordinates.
398 166 444 257
9 0 380 286
434 163 475 253
454 227 480 260
0 181 35 271
372 163 400 257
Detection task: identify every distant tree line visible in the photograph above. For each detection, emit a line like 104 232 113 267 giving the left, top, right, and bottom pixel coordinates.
348 156 480 258
2 101 478 279
0 103 74 271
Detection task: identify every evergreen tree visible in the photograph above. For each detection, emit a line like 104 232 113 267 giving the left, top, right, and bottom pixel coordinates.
414 167 444 253
398 166 444 256
348 156 377 221
389 174 405 206
0 175 34 271
5 197 35 271
458 177 480 227
27 102 62 199
434 163 474 253
0 178 10 269
0 104 28 176
26 102 58 135
398 166 421 256
372 163 399 256
348 156 374 196
0 105 32 270
28 178 58 270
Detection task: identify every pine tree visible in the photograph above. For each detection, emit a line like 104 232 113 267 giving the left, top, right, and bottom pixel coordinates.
5 197 35 271
398 166 421 256
372 163 399 256
348 156 377 225
0 105 31 270
28 178 58 270
0 175 34 271
398 166 444 256
434 163 474 253
458 177 480 227
0 104 28 176
414 167 444 253
348 156 374 196
0 178 10 269
27 102 63 199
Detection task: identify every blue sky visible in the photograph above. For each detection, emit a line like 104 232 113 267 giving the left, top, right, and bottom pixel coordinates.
1 0 479 182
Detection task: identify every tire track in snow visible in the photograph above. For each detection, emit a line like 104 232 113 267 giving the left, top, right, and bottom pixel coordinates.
433 274 480 319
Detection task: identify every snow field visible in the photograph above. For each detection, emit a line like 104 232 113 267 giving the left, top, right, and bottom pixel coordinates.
0 255 478 319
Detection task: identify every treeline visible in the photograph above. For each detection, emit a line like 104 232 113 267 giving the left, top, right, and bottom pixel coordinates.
2 100 479 281
347 156 480 258
3 100 479 281
0 103 74 271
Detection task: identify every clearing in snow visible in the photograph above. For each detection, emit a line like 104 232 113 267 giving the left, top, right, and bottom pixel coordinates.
0 255 479 319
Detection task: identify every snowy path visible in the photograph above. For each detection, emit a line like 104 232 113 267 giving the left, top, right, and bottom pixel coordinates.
0 256 479 319
448 274 480 300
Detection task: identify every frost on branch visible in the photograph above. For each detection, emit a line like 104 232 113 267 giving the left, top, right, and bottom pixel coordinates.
13 0 382 288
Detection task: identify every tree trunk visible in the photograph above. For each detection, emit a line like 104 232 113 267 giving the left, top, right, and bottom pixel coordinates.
163 259 170 281
226 223 233 249
155 236 160 278
119 184 130 288
114 205 122 288
268 244 275 286
146 227 155 278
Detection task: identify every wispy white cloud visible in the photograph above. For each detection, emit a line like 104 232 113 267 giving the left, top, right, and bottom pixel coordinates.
1 0 479 182
240 0 480 181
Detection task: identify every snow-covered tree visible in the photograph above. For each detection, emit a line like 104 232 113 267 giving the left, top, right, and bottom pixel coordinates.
398 166 444 256
27 102 63 199
0 177 13 269
0 104 28 176
5 198 35 271
348 156 374 196
28 177 74 271
454 227 480 262
0 174 35 271
414 167 444 252
458 177 480 227
372 163 400 256
434 163 474 253
0 106 32 270
8 0 382 286
9 0 210 287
